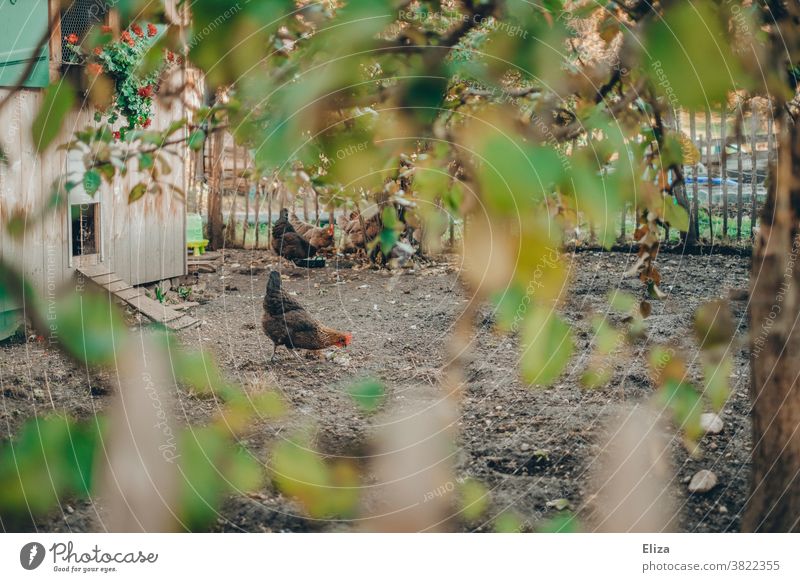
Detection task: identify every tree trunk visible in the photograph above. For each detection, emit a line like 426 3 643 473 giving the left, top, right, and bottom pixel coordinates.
207 129 225 250
744 116 800 532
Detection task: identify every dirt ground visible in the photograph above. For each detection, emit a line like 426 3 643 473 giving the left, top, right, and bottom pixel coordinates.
0 248 752 533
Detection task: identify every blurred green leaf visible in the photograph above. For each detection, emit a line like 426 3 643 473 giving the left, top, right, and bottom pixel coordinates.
608 290 636 313
347 378 386 412
521 305 574 387
664 198 689 232
645 3 751 108
494 511 523 533
83 170 102 197
459 478 489 522
271 436 359 518
188 129 205 151
479 138 561 214
32 82 76 153
703 355 731 413
538 512 579 533
661 380 703 443
129 182 147 203
52 290 127 366
179 426 263 530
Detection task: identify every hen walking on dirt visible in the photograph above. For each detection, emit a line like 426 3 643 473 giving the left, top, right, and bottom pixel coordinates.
262 271 351 360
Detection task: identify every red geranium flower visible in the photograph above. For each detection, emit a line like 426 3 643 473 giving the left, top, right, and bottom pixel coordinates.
64 33 79 44
147 23 158 37
87 63 103 75
166 51 175 62
132 24 143 37
137 85 153 98
113 131 121 140
143 118 152 128
101 25 112 33
93 46 102 56
121 31 134 46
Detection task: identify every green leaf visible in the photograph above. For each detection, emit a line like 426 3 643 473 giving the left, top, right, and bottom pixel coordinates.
459 478 489 522
129 182 147 203
83 170 102 196
608 290 636 313
179 427 263 530
694 300 734 349
494 511 523 532
645 3 751 109
479 139 561 214
347 378 385 412
188 129 206 151
664 198 689 231
270 436 359 518
139 153 154 170
538 512 579 533
521 305 574 387
703 355 731 413
661 380 703 443
52 290 127 366
32 82 76 153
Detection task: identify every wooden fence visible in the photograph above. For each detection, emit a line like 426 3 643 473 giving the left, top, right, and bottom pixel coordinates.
194 106 777 251
625 107 775 247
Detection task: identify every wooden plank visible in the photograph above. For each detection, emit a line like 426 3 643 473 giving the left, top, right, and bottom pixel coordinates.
689 111 699 241
750 111 758 239
19 90 45 297
92 273 122 286
127 294 178 321
705 109 713 245
721 106 728 240
104 280 132 293
0 88 23 313
115 287 145 301
254 181 262 249
77 265 113 278
737 105 744 240
169 314 201 330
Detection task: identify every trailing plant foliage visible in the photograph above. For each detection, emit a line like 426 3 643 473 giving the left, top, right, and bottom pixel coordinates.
64 22 173 134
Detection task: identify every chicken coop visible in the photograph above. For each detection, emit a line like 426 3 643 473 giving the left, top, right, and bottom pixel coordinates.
0 0 192 338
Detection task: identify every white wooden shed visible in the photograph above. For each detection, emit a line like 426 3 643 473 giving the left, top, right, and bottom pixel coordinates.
0 0 190 336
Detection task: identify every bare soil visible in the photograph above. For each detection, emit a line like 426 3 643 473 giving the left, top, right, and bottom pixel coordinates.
0 249 751 533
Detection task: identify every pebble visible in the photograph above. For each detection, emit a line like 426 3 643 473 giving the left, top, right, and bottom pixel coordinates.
718 505 728 514
700 413 724 434
688 470 718 493
520 443 530 452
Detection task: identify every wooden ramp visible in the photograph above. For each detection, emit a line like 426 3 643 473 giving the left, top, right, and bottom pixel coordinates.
77 266 199 331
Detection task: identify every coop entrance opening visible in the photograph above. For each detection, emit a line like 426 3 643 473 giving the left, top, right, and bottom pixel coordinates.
71 203 100 257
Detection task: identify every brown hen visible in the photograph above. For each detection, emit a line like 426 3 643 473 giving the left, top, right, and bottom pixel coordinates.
271 208 317 263
262 271 351 360
290 213 335 250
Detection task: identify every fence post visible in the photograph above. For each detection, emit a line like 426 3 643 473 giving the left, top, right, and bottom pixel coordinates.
750 110 758 240
705 109 713 245
254 180 262 249
736 103 744 240
226 141 240 246
721 106 728 240
242 163 251 248
689 111 699 241
207 126 225 250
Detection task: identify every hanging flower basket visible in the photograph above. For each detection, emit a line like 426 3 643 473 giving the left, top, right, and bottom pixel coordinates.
64 23 179 136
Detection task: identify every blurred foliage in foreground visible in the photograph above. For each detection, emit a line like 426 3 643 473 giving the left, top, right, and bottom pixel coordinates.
2 0 781 529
